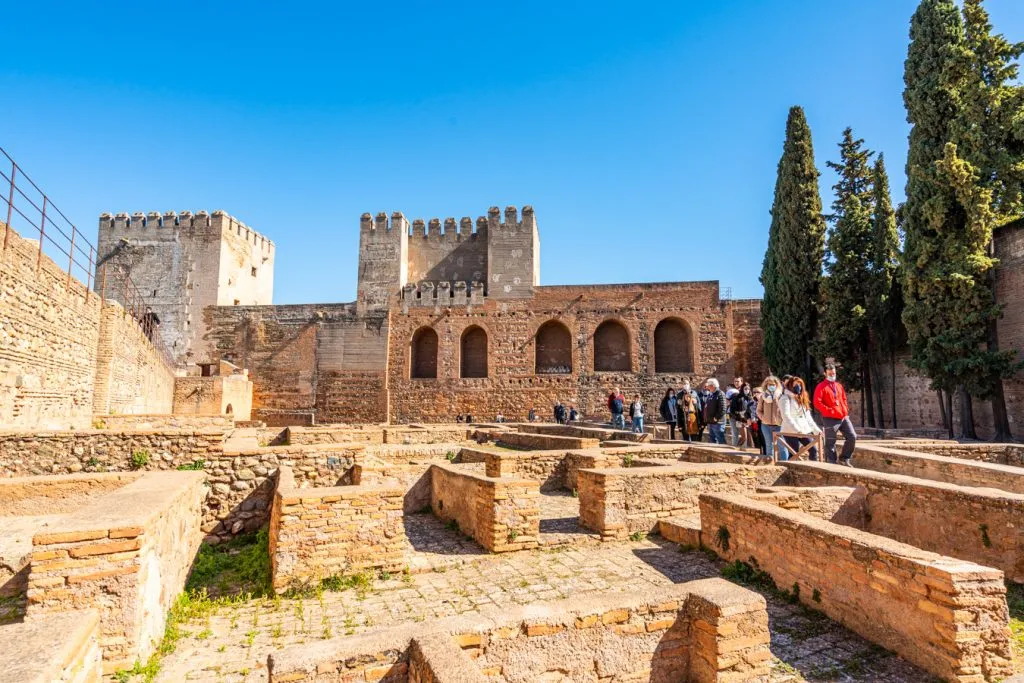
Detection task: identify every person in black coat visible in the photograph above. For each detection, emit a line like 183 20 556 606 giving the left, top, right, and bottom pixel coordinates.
659 388 678 439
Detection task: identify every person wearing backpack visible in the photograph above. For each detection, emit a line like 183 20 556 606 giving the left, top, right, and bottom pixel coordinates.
628 394 645 433
607 387 626 430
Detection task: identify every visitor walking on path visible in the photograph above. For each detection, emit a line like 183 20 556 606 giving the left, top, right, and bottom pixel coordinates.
778 377 820 461
660 388 678 439
749 387 764 454
757 376 784 459
608 387 626 430
702 378 728 444
728 382 754 448
629 394 645 433
678 390 701 441
813 363 857 466
694 381 710 441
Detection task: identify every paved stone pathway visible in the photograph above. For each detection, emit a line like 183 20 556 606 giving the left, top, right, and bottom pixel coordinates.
153 538 932 683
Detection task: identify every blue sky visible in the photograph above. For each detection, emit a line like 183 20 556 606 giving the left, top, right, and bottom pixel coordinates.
2 1 1023 304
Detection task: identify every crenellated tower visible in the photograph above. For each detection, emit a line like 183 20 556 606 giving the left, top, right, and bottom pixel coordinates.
96 210 275 369
359 205 539 309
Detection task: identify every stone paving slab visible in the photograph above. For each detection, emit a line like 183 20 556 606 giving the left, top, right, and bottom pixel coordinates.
153 538 934 683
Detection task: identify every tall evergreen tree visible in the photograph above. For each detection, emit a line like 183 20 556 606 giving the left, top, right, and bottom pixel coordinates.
903 0 1020 438
868 155 904 428
816 129 876 424
760 106 827 378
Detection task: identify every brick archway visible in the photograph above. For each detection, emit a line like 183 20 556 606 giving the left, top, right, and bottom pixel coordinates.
410 327 438 379
654 317 694 373
594 319 631 372
460 325 488 378
535 320 572 374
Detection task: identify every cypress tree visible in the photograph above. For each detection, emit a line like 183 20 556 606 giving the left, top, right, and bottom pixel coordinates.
903 0 1021 438
868 155 904 428
760 106 827 379
816 129 875 424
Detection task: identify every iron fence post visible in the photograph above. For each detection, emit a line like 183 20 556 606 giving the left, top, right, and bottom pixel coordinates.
36 195 47 272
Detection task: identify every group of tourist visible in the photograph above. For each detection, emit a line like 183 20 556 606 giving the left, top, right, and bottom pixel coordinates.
607 362 857 464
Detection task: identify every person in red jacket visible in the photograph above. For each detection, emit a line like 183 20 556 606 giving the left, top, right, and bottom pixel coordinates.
813 362 857 466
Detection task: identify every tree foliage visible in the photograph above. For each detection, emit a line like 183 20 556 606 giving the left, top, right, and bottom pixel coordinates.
760 106 827 377
902 0 1022 400
868 155 904 357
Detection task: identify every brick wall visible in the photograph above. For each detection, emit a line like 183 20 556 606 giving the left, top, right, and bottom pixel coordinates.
877 440 1024 466
478 447 570 491
853 443 1024 493
26 471 205 673
782 461 1024 582
92 301 174 416
430 463 539 552
578 462 785 540
267 578 771 683
269 466 405 594
699 492 1014 682
0 225 101 429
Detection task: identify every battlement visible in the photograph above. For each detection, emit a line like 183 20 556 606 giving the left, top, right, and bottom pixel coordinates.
99 210 274 250
361 205 536 241
401 280 486 307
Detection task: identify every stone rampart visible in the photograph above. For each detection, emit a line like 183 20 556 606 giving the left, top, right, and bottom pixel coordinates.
267 578 770 683
782 461 1024 582
26 471 205 672
430 463 539 552
0 225 101 430
92 301 174 416
0 609 102 683
578 462 785 540
269 466 406 594
699 492 1014 682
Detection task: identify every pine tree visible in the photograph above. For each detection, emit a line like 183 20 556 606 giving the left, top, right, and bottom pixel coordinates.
868 155 904 428
816 129 876 425
760 107 827 379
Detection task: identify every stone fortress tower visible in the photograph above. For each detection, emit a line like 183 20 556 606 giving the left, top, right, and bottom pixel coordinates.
357 205 540 313
96 210 275 369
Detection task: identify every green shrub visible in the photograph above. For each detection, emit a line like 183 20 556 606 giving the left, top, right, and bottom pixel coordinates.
130 450 150 470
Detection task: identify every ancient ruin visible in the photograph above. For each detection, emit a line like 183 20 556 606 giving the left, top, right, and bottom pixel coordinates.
0 146 1023 683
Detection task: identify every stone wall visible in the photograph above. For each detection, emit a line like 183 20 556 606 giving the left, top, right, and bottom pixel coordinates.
853 443 1024 493
97 210 274 368
26 471 205 672
699 492 1014 682
477 447 569 492
267 578 771 683
578 462 785 540
782 461 1024 582
430 463 539 552
0 225 101 429
269 466 406 594
204 302 389 425
92 301 174 416
173 374 253 420
493 431 600 451
876 440 1024 467
94 414 233 431
0 610 102 683
0 471 138 515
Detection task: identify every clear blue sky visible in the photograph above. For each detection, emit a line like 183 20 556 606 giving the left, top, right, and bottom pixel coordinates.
2 1 1023 304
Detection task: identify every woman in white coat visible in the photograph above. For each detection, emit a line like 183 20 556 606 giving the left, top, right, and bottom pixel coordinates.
778 377 820 461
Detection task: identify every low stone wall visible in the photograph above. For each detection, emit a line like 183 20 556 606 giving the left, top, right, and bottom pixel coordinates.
285 425 385 445
94 414 233 431
854 443 1024 493
0 428 225 477
747 485 867 528
469 447 568 491
269 466 406 594
0 471 138 515
782 461 1024 582
267 578 770 683
26 471 205 673
518 422 648 443
284 425 472 447
493 431 600 451
578 462 785 540
875 440 1024 467
385 425 472 445
430 463 539 552
0 609 102 683
563 450 621 492
699 492 1014 682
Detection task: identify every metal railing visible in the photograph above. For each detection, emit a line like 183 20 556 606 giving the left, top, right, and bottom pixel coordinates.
0 146 174 366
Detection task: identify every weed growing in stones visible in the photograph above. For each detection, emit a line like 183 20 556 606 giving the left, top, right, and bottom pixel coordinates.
176 460 205 471
130 449 150 470
186 528 271 598
715 526 730 552
629 531 647 542
446 450 457 462
980 523 992 548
